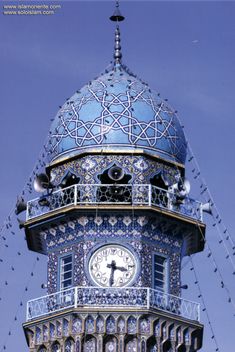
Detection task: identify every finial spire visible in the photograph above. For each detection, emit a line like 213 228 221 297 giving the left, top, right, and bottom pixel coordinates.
110 1 125 66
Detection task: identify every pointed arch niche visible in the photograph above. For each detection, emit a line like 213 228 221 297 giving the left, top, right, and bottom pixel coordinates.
125 337 138 352
83 335 97 352
104 335 118 352
51 341 61 352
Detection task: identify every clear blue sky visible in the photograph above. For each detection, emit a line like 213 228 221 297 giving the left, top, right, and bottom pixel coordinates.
0 1 235 351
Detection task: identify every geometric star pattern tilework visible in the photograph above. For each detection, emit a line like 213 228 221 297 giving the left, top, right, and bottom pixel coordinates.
48 64 187 164
45 214 182 296
50 155 179 187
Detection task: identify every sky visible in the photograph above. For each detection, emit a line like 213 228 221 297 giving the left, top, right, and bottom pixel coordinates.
0 0 235 351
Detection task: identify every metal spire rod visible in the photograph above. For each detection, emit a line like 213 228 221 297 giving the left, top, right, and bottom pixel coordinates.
110 1 125 65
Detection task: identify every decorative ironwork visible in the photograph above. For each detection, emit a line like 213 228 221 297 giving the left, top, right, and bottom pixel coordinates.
26 286 200 322
26 184 202 221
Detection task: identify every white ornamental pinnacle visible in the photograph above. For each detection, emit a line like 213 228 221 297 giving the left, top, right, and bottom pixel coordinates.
114 26 122 64
110 0 125 65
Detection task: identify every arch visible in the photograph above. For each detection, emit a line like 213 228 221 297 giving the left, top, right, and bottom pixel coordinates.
117 316 125 333
85 315 95 333
162 340 173 352
191 329 199 350
38 345 47 352
26 329 34 348
127 316 137 334
60 171 80 188
98 164 132 185
97 164 132 204
56 321 62 337
104 335 118 352
183 328 190 345
49 323 55 339
161 323 167 340
72 315 82 334
147 336 158 352
153 320 160 337
51 341 61 352
59 171 80 206
141 339 146 352
83 335 97 352
36 327 41 344
177 345 186 352
150 173 168 189
151 174 169 208
169 324 175 341
63 318 69 336
65 338 75 352
96 315 105 333
176 327 181 345
43 325 48 342
106 315 116 334
76 340 80 352
125 337 138 352
139 316 150 334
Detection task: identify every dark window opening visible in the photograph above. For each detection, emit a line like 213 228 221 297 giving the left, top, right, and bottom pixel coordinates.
97 165 132 203
154 254 167 292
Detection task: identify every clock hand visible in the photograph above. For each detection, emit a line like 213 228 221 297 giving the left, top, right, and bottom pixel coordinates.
107 260 117 270
109 268 115 286
115 266 128 272
107 260 117 287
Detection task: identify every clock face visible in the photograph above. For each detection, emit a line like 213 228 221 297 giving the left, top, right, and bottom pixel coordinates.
89 244 137 287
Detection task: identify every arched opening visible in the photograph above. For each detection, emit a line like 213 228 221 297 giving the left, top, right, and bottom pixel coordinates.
161 323 167 340
61 171 80 188
150 173 168 189
36 327 41 345
117 316 125 333
49 323 55 339
106 315 116 334
51 341 61 352
72 314 82 334
96 315 105 333
125 336 138 352
97 165 132 204
147 336 158 351
191 330 199 350
153 320 160 337
103 335 118 352
177 345 186 352
38 345 47 352
139 315 150 334
85 315 95 333
63 318 69 336
65 338 75 352
169 324 175 341
140 339 146 352
163 340 173 352
176 327 181 345
56 321 62 337
58 172 80 206
83 335 96 352
151 174 168 208
183 328 190 345
26 329 34 349
98 165 131 185
43 325 48 342
127 316 137 334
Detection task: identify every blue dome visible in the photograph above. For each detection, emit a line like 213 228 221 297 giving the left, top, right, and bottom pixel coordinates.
48 64 187 165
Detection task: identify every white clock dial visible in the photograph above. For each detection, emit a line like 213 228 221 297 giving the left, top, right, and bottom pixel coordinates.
89 244 137 287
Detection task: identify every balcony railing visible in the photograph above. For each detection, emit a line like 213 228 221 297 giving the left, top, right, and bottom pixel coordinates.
26 184 202 221
26 286 200 322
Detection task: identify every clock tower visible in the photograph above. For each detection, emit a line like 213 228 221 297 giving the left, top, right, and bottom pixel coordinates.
22 2 206 351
